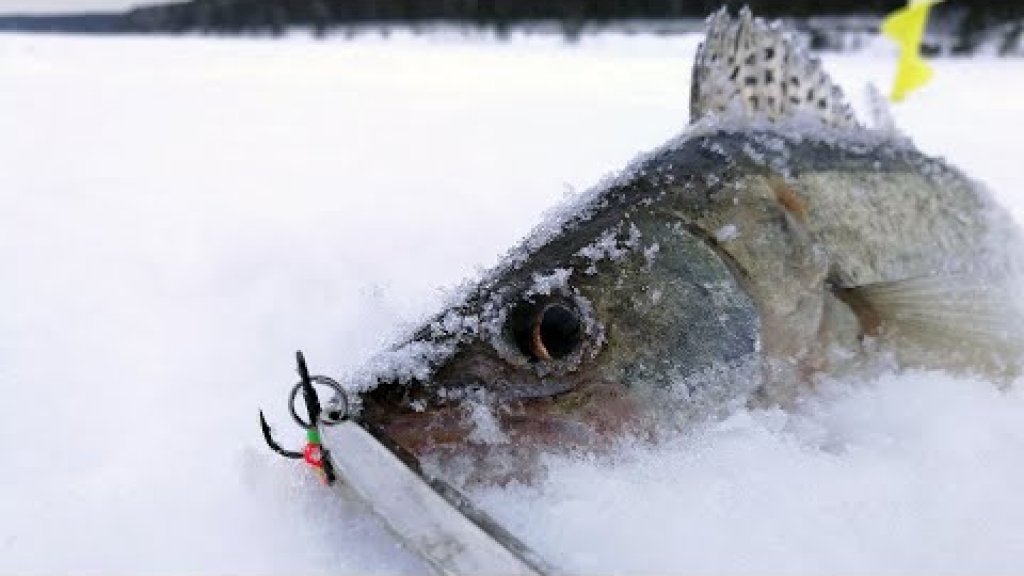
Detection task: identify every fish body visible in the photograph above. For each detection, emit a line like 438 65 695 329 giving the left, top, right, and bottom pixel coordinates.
350 9 1024 466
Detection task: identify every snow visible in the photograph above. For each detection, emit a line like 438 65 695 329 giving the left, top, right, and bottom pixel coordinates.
1 30 1024 574
715 223 740 242
472 371 1024 574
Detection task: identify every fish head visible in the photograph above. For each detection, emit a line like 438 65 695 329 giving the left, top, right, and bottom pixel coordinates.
351 7 848 463
357 165 762 462
344 7 1024 480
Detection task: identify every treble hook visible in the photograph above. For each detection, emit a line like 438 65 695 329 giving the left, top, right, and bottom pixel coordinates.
258 351 344 484
296 350 321 427
259 409 303 459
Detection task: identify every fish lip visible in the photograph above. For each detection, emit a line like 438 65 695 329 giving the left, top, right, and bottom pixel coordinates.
357 376 643 460
356 376 566 444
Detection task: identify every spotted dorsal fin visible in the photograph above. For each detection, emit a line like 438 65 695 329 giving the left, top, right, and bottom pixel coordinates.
690 7 859 128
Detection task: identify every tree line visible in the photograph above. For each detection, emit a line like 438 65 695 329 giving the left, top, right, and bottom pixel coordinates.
0 0 1019 54
117 0 1020 52
124 0 903 35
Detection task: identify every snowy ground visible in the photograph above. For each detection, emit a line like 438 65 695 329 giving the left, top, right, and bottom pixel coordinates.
1 31 1024 574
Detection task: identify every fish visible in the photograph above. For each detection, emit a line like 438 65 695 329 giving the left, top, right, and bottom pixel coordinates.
345 8 1024 474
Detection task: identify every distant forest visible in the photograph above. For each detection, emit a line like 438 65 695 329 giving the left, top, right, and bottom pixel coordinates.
1 0 1021 54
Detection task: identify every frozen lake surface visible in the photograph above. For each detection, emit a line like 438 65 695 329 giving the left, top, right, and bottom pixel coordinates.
2 31 1024 574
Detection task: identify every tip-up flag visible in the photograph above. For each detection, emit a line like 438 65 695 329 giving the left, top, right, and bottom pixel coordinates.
882 0 942 102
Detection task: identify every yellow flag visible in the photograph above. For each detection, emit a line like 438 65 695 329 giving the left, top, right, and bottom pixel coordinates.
882 0 942 102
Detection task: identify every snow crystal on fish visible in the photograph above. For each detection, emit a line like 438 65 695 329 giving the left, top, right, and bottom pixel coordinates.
576 223 643 274
715 224 740 242
526 268 574 297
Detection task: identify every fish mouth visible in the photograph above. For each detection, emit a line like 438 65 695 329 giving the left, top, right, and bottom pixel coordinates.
358 376 647 464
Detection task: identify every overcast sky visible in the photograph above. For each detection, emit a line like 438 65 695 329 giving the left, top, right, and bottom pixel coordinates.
0 0 167 14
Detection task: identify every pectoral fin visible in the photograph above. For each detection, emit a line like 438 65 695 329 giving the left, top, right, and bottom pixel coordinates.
835 275 1024 375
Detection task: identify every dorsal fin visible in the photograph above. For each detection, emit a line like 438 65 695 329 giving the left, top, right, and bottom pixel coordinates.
690 7 859 129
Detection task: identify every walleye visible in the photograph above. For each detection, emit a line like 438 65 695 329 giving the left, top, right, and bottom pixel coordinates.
347 8 1024 470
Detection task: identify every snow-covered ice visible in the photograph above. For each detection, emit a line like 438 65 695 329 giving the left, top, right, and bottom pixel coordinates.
1 30 1024 574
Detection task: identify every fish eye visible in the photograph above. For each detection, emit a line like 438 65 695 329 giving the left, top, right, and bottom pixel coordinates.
512 300 582 362
532 303 581 361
